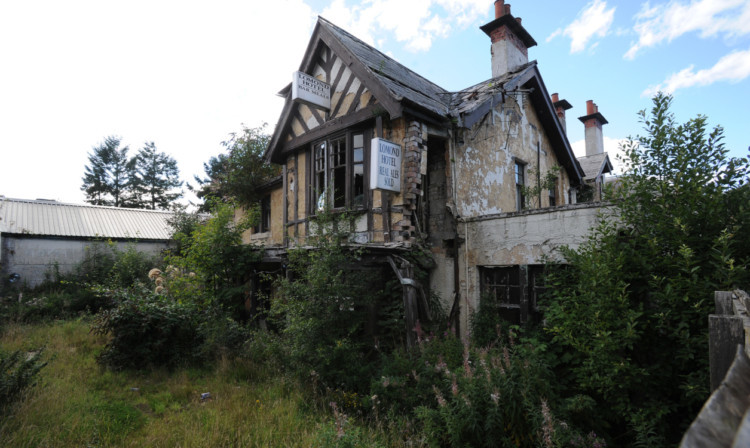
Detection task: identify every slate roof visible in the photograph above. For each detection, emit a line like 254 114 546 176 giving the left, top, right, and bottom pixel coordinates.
268 16 585 184
318 17 451 118
449 62 537 125
577 153 613 181
0 197 174 240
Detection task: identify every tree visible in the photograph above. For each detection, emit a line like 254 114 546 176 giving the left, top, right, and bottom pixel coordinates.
542 93 750 445
81 136 135 207
191 125 279 212
132 142 183 210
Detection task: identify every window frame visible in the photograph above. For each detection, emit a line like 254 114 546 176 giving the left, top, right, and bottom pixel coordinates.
514 161 526 211
254 194 271 234
310 128 370 214
480 265 524 324
548 177 557 207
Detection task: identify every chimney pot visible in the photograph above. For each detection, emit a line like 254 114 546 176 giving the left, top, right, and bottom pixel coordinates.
505 4 511 15
551 93 559 102
586 100 595 115
494 0 505 19
516 17 522 24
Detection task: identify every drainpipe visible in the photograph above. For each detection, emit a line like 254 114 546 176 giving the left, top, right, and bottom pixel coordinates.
448 125 462 335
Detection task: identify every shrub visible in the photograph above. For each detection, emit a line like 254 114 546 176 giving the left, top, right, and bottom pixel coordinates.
271 209 380 392
91 287 201 370
542 93 750 444
164 202 261 316
196 306 253 360
0 348 46 417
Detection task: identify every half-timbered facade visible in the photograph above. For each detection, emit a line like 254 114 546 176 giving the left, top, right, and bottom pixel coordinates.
249 1 610 334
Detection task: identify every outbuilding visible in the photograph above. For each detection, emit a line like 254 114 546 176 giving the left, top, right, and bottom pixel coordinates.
0 196 173 288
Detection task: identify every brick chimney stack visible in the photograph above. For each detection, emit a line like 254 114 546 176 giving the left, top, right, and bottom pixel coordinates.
480 1 537 78
578 100 608 156
551 93 572 134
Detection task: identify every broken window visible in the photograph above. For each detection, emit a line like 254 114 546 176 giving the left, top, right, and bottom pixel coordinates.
515 162 525 211
548 178 557 207
312 130 368 212
480 264 554 324
481 266 523 324
254 195 271 233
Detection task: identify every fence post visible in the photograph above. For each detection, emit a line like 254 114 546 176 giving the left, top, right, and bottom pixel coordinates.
709 291 745 392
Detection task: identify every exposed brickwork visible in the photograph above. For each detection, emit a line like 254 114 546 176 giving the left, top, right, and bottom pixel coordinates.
583 119 602 130
392 120 425 245
489 25 528 56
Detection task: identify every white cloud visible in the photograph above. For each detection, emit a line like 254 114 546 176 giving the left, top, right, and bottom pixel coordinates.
625 0 750 60
546 0 616 53
0 0 317 204
319 0 488 53
642 47 750 96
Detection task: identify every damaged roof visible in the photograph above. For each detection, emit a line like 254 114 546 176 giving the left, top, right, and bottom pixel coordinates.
319 17 451 118
0 197 174 240
450 62 537 125
267 16 584 184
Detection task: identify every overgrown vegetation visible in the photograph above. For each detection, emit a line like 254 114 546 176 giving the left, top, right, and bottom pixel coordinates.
542 93 750 445
0 320 347 447
1 347 46 418
190 125 280 212
3 94 748 446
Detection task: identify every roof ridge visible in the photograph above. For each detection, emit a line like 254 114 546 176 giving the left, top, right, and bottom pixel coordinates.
0 197 176 214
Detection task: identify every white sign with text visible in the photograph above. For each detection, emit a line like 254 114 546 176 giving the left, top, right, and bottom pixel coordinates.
370 138 402 192
291 71 331 110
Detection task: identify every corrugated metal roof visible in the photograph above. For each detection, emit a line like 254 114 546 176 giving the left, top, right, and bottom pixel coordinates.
0 197 174 240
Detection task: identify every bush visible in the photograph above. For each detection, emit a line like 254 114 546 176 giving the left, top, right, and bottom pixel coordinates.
370 329 592 447
0 348 46 417
91 286 201 370
76 240 157 289
271 210 380 392
542 93 750 444
196 306 253 360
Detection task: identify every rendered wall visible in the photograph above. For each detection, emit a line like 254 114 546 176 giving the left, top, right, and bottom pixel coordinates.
0 236 168 288
453 93 571 218
450 204 609 331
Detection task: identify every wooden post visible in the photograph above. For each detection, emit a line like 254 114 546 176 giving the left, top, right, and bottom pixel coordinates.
715 290 734 315
403 263 418 348
388 256 420 348
709 314 744 391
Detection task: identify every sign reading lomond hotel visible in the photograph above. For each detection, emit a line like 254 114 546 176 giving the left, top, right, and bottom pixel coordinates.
291 71 331 110
370 138 402 192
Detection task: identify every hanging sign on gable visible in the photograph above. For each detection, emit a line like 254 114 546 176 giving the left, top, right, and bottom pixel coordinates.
370 138 402 192
291 71 331 110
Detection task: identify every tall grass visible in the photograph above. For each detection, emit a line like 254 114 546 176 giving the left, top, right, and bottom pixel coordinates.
0 319 365 447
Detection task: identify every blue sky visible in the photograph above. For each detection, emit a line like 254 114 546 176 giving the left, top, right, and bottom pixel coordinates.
1 0 748 205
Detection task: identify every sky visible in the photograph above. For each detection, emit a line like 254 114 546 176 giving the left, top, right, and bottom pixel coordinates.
1 0 749 206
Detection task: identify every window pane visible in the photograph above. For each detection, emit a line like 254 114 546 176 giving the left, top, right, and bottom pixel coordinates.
331 137 346 167
332 166 346 208
353 147 363 163
353 163 364 206
353 134 363 148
